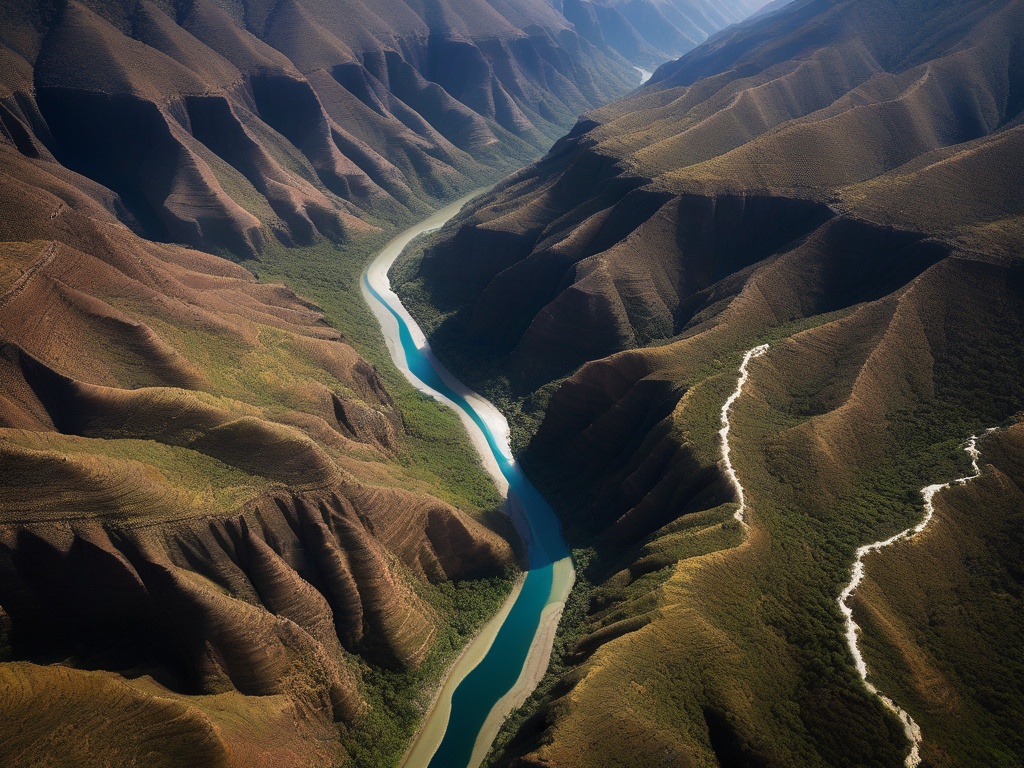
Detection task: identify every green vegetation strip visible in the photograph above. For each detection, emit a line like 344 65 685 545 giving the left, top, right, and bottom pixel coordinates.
249 229 520 766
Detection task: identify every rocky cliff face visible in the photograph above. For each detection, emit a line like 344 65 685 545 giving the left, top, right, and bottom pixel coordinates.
399 0 1024 765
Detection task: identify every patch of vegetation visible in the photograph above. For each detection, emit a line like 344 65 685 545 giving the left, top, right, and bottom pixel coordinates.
340 571 516 767
250 234 504 515
244 225 525 762
4 432 275 521
471 292 1024 766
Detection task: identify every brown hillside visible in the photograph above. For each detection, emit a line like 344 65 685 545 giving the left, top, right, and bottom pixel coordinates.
0 0 650 258
397 0 1024 765
0 140 513 766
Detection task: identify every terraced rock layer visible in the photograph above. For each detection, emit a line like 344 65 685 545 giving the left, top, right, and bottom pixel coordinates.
397 0 1024 765
0 134 513 766
0 0 647 259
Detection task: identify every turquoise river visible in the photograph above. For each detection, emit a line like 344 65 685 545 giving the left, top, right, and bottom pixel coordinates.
361 193 574 768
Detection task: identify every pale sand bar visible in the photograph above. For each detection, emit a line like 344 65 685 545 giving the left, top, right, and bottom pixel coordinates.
362 190 512 495
363 192 576 768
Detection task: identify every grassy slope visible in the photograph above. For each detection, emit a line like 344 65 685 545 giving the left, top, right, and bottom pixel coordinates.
387 0 1024 762
856 425 1024 767
250 227 509 518
248 220 526 766
472 276 1024 766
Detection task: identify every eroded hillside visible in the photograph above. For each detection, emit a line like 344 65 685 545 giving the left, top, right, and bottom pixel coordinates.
0 130 524 765
0 0 640 260
396 0 1024 764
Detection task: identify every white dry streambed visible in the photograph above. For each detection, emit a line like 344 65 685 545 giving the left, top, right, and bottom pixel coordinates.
719 344 770 528
839 430 996 766
719 344 993 765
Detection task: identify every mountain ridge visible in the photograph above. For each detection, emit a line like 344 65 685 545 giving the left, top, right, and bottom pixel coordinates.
395 0 1024 765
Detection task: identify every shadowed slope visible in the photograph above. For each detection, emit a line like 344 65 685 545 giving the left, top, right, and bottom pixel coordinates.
0 0 778 260
401 0 1023 394
0 0 656 259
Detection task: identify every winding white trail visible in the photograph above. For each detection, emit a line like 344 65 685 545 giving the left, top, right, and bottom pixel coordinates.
635 66 653 84
719 344 770 527
838 430 994 767
717 343 995 765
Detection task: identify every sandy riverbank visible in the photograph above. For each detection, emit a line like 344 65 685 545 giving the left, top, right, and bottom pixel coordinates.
400 574 526 768
361 189 512 495
468 556 575 768
363 192 577 768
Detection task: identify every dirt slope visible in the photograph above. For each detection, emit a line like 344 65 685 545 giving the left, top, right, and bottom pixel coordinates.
0 136 515 766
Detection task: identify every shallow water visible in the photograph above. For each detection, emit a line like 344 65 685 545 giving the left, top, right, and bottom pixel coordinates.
362 200 571 767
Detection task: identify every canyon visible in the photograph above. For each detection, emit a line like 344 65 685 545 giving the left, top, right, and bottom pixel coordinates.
397 0 1024 765
3 0 1023 766
0 0 772 765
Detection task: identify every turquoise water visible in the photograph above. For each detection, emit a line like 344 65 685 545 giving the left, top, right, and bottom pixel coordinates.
362 266 569 767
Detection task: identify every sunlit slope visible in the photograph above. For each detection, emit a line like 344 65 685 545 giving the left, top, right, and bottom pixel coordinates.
0 141 513 767
396 0 1024 765
498 241 1024 768
854 424 1024 766
402 0 1022 390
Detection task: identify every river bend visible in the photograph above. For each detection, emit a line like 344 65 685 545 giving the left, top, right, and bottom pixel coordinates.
361 194 575 768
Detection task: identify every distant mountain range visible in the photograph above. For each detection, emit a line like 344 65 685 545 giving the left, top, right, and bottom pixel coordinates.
0 0 782 257
556 0 772 68
397 0 1024 765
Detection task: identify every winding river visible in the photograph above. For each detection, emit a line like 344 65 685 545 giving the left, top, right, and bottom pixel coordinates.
361 193 575 768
